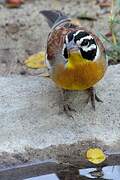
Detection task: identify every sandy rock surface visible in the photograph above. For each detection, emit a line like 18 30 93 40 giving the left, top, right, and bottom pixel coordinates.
0 65 119 154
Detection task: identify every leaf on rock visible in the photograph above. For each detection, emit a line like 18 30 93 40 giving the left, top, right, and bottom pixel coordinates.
71 18 81 26
86 148 106 164
24 51 46 69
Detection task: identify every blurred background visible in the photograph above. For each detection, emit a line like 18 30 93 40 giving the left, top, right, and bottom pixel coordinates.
0 0 119 75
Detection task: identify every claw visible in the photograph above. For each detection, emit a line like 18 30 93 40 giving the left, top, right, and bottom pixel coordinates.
60 89 76 118
95 94 103 103
64 104 76 112
63 104 76 118
87 87 103 110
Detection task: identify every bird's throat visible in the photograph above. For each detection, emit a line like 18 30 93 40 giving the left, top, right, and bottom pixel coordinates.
66 52 89 69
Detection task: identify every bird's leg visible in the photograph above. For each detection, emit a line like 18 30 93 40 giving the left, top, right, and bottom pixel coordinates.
60 89 76 118
87 87 103 110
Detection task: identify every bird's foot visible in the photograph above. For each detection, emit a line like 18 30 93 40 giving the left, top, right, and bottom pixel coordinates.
63 104 76 118
59 89 76 118
87 87 103 110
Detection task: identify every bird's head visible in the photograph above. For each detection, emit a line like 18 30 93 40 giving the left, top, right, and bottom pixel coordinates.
62 30 100 68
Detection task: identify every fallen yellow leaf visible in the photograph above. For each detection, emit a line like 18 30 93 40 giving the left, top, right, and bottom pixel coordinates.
86 148 106 164
24 51 46 69
71 18 81 26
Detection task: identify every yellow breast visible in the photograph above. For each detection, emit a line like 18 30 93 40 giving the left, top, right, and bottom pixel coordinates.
52 55 106 90
52 50 106 90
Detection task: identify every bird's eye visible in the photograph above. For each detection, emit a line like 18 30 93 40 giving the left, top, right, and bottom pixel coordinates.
81 39 89 46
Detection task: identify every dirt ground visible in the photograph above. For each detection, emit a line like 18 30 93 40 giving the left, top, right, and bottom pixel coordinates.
0 0 111 75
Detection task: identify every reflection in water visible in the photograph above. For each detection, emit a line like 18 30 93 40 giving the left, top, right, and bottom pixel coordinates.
25 165 120 180
80 165 120 179
56 166 80 180
102 165 120 179
25 173 59 180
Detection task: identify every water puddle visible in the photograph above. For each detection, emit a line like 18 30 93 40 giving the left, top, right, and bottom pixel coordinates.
0 160 120 180
25 174 59 180
80 165 120 179
24 165 120 180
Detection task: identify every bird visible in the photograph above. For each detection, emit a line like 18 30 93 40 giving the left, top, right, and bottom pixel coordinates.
40 10 108 116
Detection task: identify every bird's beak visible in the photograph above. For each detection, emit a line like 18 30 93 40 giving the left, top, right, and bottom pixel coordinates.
67 43 80 54
67 46 86 66
68 46 81 58
68 48 79 54
67 43 79 53
68 46 79 55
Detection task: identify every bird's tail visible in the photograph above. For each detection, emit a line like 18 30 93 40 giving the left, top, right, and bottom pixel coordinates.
40 10 70 28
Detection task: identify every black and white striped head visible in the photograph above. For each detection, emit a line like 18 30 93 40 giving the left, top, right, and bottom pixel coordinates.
62 30 100 61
